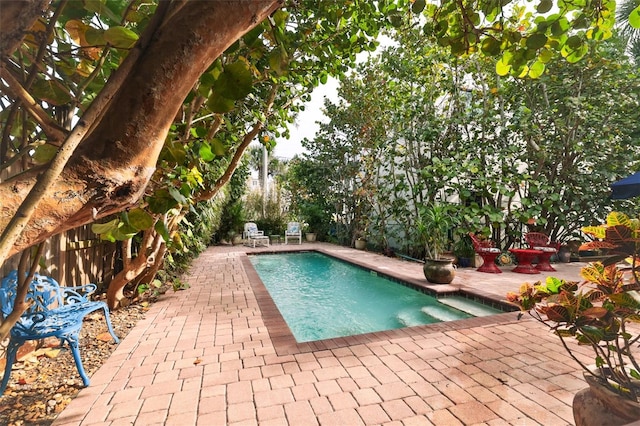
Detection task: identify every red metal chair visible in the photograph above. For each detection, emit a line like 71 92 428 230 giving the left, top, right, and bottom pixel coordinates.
468 233 502 273
524 232 559 271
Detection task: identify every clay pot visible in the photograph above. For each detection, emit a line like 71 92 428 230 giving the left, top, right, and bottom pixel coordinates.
423 258 455 284
573 373 640 426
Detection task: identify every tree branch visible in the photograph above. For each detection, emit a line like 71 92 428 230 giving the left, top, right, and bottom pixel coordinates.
0 67 68 143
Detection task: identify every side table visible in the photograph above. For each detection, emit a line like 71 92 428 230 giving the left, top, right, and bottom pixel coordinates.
269 235 282 245
475 248 502 274
534 248 557 272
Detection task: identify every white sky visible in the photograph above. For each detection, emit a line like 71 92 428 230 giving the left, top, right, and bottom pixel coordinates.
273 77 339 159
272 35 394 159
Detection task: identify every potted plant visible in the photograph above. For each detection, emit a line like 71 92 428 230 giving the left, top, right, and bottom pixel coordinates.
453 234 475 268
299 202 327 242
354 233 367 250
506 211 640 426
417 203 456 284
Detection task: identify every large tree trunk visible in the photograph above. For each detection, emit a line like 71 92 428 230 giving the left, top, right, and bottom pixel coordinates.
0 0 51 57
0 0 282 259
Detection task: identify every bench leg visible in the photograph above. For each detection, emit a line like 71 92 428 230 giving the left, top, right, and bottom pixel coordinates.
61 329 91 387
100 304 120 343
0 339 21 396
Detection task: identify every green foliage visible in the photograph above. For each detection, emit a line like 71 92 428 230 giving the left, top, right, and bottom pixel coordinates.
283 157 333 240
165 197 224 276
417 0 617 77
507 212 640 401
137 279 163 297
417 203 458 260
453 234 475 258
294 26 640 258
214 161 250 243
92 208 155 242
255 216 287 237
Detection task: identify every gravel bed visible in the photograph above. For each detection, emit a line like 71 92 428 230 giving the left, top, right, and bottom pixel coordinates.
0 303 147 425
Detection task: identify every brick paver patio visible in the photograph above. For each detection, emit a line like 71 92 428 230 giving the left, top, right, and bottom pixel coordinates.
52 243 594 425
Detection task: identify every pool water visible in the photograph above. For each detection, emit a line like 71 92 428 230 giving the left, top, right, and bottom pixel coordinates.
249 252 502 343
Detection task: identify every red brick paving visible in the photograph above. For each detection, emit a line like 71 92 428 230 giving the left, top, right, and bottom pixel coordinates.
51 242 593 425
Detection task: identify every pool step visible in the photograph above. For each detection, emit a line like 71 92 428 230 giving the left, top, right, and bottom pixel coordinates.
437 296 503 317
396 309 434 327
420 304 472 322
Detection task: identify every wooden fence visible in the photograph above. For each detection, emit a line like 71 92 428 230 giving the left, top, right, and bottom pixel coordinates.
1 225 117 289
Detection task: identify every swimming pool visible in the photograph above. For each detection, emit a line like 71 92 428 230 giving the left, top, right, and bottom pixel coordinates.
249 251 502 342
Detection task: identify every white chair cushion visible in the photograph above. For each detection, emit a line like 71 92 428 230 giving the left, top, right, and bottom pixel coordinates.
534 247 557 252
479 248 501 253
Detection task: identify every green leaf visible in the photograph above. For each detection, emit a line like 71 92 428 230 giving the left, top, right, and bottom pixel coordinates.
566 35 582 49
526 33 547 50
127 208 154 230
388 12 404 27
155 219 170 242
104 26 138 48
83 0 121 23
32 144 58 164
481 37 501 56
112 222 137 240
211 138 226 156
163 140 186 164
496 57 510 76
528 61 545 78
199 143 215 162
630 5 640 29
91 218 119 235
544 276 564 293
269 47 289 76
168 187 188 204
537 0 553 13
215 60 253 100
84 27 105 46
207 92 234 113
31 79 72 106
147 189 178 214
412 0 426 14
563 43 588 63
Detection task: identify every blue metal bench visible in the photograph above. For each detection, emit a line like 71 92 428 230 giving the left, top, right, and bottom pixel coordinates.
0 270 119 395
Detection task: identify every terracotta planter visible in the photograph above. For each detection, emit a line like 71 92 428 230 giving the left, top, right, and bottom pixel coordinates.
423 258 455 284
573 372 640 426
305 233 316 242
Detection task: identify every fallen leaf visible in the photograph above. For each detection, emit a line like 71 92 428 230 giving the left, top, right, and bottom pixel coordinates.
96 332 114 342
21 355 40 364
193 358 202 365
18 376 36 385
44 349 61 358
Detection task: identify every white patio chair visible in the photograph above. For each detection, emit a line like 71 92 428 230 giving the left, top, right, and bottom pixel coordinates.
243 222 269 247
284 222 302 244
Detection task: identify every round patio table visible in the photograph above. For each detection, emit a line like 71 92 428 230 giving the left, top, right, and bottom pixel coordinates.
509 248 543 274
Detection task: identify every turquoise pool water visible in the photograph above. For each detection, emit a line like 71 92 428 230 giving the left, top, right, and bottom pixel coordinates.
249 251 502 342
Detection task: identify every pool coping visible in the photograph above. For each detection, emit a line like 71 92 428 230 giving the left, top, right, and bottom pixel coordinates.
241 248 522 356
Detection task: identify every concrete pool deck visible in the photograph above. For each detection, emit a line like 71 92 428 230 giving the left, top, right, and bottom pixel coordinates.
53 242 595 425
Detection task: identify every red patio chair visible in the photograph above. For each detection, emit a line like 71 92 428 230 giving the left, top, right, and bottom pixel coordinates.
468 233 502 274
